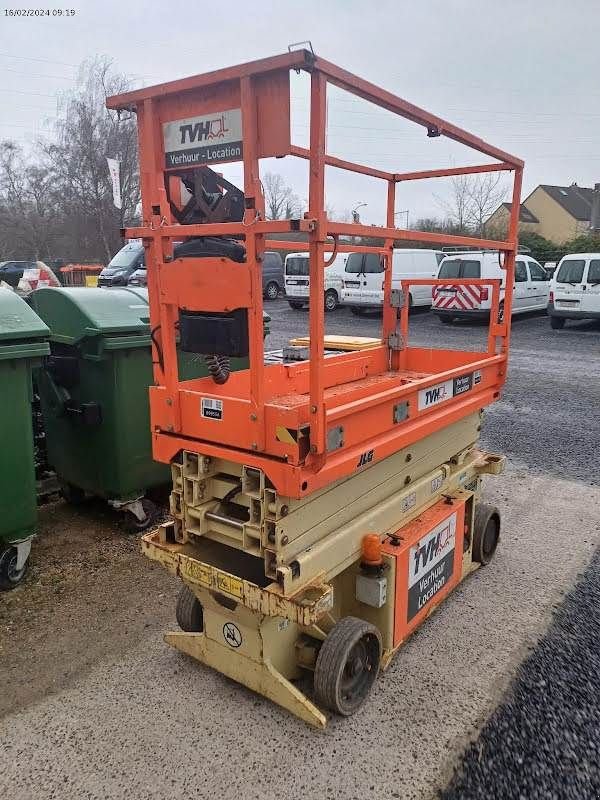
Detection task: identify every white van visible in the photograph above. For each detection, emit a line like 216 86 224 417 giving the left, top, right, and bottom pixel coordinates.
341 249 445 313
548 253 600 329
284 251 347 312
431 251 550 323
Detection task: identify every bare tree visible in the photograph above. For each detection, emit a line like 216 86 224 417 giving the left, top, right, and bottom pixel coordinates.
44 56 139 261
0 142 55 259
467 173 508 236
262 172 302 220
436 173 508 237
435 174 473 233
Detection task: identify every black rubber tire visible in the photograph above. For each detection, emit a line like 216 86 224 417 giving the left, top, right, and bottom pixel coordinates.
324 289 338 312
497 302 505 324
176 585 204 632
550 315 565 330
439 315 454 324
265 281 279 301
0 546 29 591
472 503 500 565
288 301 304 310
61 483 86 505
350 306 364 316
314 616 381 716
123 498 157 533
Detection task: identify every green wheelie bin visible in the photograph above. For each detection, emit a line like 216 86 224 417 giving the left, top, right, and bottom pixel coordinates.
30 287 263 530
0 288 50 589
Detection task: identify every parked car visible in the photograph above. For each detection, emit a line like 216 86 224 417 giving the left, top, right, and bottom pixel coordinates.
0 261 37 288
262 251 284 300
127 267 147 287
284 251 347 311
98 242 144 287
431 252 550 323
548 253 600 329
341 249 445 313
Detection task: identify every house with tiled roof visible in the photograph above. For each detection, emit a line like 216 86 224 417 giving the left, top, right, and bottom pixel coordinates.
487 183 598 243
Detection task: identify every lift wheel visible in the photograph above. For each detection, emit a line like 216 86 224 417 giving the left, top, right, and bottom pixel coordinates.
314 616 382 716
473 503 500 565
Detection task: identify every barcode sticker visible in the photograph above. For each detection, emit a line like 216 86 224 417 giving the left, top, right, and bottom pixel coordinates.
201 397 223 421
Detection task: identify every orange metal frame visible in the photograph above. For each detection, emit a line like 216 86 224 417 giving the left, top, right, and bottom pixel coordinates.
107 50 523 500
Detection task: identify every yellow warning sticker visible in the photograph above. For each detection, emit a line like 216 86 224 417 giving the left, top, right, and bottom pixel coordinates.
181 558 211 587
215 572 244 598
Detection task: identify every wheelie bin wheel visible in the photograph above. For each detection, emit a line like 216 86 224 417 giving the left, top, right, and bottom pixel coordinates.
314 616 381 716
176 585 204 632
472 503 500 565
0 546 29 591
61 482 86 505
124 499 157 533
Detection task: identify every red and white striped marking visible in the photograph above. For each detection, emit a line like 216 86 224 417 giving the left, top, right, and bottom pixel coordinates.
18 265 60 292
433 284 483 311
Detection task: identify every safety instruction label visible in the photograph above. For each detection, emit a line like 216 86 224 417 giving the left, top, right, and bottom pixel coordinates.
407 512 456 622
180 558 243 599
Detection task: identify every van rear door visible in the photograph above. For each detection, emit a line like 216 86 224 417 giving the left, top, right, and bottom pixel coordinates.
361 253 385 306
342 252 365 304
581 258 600 314
553 258 586 313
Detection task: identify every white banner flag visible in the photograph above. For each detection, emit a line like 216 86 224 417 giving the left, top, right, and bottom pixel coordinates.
106 157 122 209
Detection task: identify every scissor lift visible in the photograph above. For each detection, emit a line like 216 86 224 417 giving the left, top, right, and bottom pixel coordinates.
108 50 523 727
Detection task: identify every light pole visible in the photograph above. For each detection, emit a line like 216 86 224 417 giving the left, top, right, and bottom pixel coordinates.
352 202 367 223
395 209 409 228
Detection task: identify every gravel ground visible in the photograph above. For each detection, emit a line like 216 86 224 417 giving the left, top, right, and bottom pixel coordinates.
264 299 600 485
442 548 600 800
1 301 599 799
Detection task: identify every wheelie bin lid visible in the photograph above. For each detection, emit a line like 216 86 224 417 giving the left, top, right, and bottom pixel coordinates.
29 287 152 349
0 288 50 361
30 286 272 348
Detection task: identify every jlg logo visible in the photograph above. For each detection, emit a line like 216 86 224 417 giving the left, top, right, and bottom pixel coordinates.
180 114 229 144
356 449 374 469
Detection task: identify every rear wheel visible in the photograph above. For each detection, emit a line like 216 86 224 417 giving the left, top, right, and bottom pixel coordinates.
497 301 505 324
314 616 381 716
324 289 339 312
0 546 28 591
472 503 500 565
550 315 565 330
288 301 304 310
265 281 280 301
176 585 204 632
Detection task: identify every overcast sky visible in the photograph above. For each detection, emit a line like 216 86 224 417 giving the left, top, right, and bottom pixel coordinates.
1 0 599 226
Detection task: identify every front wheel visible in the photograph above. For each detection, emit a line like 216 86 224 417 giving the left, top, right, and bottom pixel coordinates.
0 546 29 591
314 616 381 716
550 315 565 330
265 281 280 301
324 289 339 312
